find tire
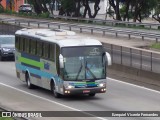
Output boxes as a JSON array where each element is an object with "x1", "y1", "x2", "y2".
[
  {"x1": 89, "y1": 93, "x2": 96, "y2": 97},
  {"x1": 0, "y1": 53, "x2": 3, "y2": 61},
  {"x1": 51, "y1": 82, "x2": 61, "y2": 98},
  {"x1": 26, "y1": 73, "x2": 34, "y2": 89}
]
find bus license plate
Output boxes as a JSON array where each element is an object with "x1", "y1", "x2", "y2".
[{"x1": 83, "y1": 90, "x2": 90, "y2": 93}]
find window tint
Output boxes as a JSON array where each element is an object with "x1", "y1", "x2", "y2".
[
  {"x1": 43, "y1": 43, "x2": 49, "y2": 58},
  {"x1": 56, "y1": 45, "x2": 60, "y2": 75},
  {"x1": 30, "y1": 40, "x2": 36, "y2": 55},
  {"x1": 19, "y1": 37, "x2": 24, "y2": 51},
  {"x1": 49, "y1": 44, "x2": 55, "y2": 61},
  {"x1": 24, "y1": 38, "x2": 30, "y2": 53},
  {"x1": 15, "y1": 36, "x2": 20, "y2": 50},
  {"x1": 37, "y1": 41, "x2": 43, "y2": 56}
]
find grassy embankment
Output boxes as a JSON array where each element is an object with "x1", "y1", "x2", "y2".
[{"x1": 151, "y1": 43, "x2": 160, "y2": 50}]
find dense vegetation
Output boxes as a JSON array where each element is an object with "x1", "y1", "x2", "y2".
[{"x1": 0, "y1": 0, "x2": 160, "y2": 22}]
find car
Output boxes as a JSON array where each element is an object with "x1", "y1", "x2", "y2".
[
  {"x1": 0, "y1": 35, "x2": 15, "y2": 61},
  {"x1": 18, "y1": 4, "x2": 32, "y2": 13}
]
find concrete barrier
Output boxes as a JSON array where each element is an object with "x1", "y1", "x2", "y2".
[{"x1": 108, "y1": 63, "x2": 160, "y2": 88}]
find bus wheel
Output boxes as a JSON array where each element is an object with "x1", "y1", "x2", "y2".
[
  {"x1": 51, "y1": 82, "x2": 61, "y2": 98},
  {"x1": 26, "y1": 73, "x2": 34, "y2": 89},
  {"x1": 89, "y1": 93, "x2": 96, "y2": 97}
]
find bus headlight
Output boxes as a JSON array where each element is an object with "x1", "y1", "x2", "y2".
[
  {"x1": 67, "y1": 85, "x2": 74, "y2": 89},
  {"x1": 99, "y1": 83, "x2": 105, "y2": 87}
]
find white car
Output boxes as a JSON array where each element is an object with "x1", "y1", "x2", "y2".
[{"x1": 19, "y1": 4, "x2": 32, "y2": 13}]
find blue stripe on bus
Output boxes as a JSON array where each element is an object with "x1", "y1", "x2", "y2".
[
  {"x1": 21, "y1": 52, "x2": 40, "y2": 62},
  {"x1": 16, "y1": 63, "x2": 56, "y2": 79}
]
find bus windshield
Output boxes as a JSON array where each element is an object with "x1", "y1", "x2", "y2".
[{"x1": 62, "y1": 46, "x2": 106, "y2": 81}]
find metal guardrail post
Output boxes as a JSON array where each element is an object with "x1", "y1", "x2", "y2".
[
  {"x1": 69, "y1": 26, "x2": 71, "y2": 31},
  {"x1": 91, "y1": 29, "x2": 93, "y2": 34},
  {"x1": 156, "y1": 38, "x2": 158, "y2": 43},
  {"x1": 130, "y1": 48, "x2": 132, "y2": 67},
  {"x1": 48, "y1": 24, "x2": 50, "y2": 28},
  {"x1": 28, "y1": 22, "x2": 30, "y2": 27},
  {"x1": 121, "y1": 46, "x2": 122, "y2": 64},
  {"x1": 38, "y1": 23, "x2": 40, "y2": 28},
  {"x1": 80, "y1": 28, "x2": 82, "y2": 33},
  {"x1": 18, "y1": 22, "x2": 20, "y2": 26},
  {"x1": 128, "y1": 34, "x2": 131, "y2": 39},
  {"x1": 116, "y1": 32, "x2": 118, "y2": 37},
  {"x1": 151, "y1": 52, "x2": 152, "y2": 72},
  {"x1": 140, "y1": 50, "x2": 142, "y2": 69},
  {"x1": 58, "y1": 25, "x2": 60, "y2": 29},
  {"x1": 103, "y1": 31, "x2": 105, "y2": 36},
  {"x1": 111, "y1": 44, "x2": 113, "y2": 63},
  {"x1": 142, "y1": 36, "x2": 144, "y2": 40}
]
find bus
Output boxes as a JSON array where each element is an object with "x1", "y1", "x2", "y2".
[{"x1": 15, "y1": 28, "x2": 111, "y2": 98}]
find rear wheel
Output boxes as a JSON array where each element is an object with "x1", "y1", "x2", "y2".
[
  {"x1": 26, "y1": 73, "x2": 34, "y2": 89},
  {"x1": 51, "y1": 82, "x2": 61, "y2": 98}
]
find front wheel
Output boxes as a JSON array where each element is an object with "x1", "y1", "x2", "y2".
[{"x1": 51, "y1": 82, "x2": 61, "y2": 98}]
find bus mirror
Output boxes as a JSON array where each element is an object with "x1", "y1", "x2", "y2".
[
  {"x1": 106, "y1": 52, "x2": 112, "y2": 66},
  {"x1": 59, "y1": 54, "x2": 64, "y2": 68}
]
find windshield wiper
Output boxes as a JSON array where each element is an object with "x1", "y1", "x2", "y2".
[
  {"x1": 75, "y1": 62, "x2": 83, "y2": 80},
  {"x1": 85, "y1": 61, "x2": 97, "y2": 79}
]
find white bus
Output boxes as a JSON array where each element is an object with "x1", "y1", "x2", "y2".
[{"x1": 15, "y1": 28, "x2": 111, "y2": 98}]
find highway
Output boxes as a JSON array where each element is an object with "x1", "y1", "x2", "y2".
[{"x1": 0, "y1": 61, "x2": 160, "y2": 120}]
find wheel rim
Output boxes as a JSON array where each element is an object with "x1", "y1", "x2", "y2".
[{"x1": 27, "y1": 75, "x2": 31, "y2": 87}]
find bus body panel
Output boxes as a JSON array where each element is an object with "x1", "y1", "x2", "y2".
[{"x1": 15, "y1": 28, "x2": 110, "y2": 96}]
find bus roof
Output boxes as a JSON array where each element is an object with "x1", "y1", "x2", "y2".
[{"x1": 15, "y1": 28, "x2": 102, "y2": 47}]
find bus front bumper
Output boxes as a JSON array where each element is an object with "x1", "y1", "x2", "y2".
[{"x1": 63, "y1": 87, "x2": 106, "y2": 95}]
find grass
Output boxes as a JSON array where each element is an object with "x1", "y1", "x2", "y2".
[{"x1": 150, "y1": 43, "x2": 160, "y2": 50}]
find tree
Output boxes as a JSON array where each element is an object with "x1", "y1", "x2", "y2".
[
  {"x1": 152, "y1": 1, "x2": 160, "y2": 23},
  {"x1": 59, "y1": 0, "x2": 101, "y2": 18},
  {"x1": 108, "y1": 0, "x2": 158, "y2": 22},
  {"x1": 0, "y1": 0, "x2": 4, "y2": 12},
  {"x1": 27, "y1": 0, "x2": 51, "y2": 14},
  {"x1": 108, "y1": 0, "x2": 121, "y2": 20}
]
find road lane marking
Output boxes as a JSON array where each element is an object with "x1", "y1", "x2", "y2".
[
  {"x1": 0, "y1": 82, "x2": 107, "y2": 120},
  {"x1": 108, "y1": 77, "x2": 160, "y2": 94}
]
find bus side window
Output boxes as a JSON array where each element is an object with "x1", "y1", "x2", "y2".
[
  {"x1": 43, "y1": 42, "x2": 49, "y2": 59},
  {"x1": 30, "y1": 40, "x2": 36, "y2": 55},
  {"x1": 24, "y1": 38, "x2": 30, "y2": 53},
  {"x1": 15, "y1": 36, "x2": 20, "y2": 50},
  {"x1": 19, "y1": 37, "x2": 24, "y2": 51},
  {"x1": 49, "y1": 44, "x2": 55, "y2": 61},
  {"x1": 37, "y1": 41, "x2": 43, "y2": 56},
  {"x1": 56, "y1": 45, "x2": 60, "y2": 75}
]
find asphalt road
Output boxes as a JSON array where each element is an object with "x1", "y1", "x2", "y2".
[{"x1": 0, "y1": 61, "x2": 160, "y2": 120}]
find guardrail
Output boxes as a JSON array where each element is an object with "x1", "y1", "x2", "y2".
[
  {"x1": 0, "y1": 18, "x2": 160, "y2": 42},
  {"x1": 50, "y1": 15, "x2": 160, "y2": 30},
  {"x1": 1, "y1": 20, "x2": 160, "y2": 74},
  {"x1": 103, "y1": 43, "x2": 160, "y2": 74}
]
